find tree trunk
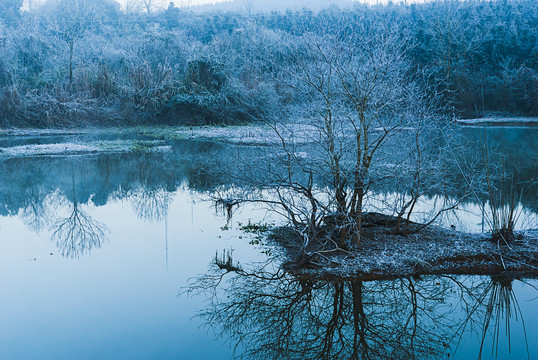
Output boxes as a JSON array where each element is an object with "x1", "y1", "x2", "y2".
[{"x1": 69, "y1": 40, "x2": 74, "y2": 87}]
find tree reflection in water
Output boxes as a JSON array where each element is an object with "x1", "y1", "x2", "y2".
[
  {"x1": 20, "y1": 191, "x2": 58, "y2": 234},
  {"x1": 129, "y1": 186, "x2": 173, "y2": 222},
  {"x1": 50, "y1": 176, "x2": 108, "y2": 258},
  {"x1": 188, "y1": 258, "x2": 535, "y2": 360},
  {"x1": 478, "y1": 275, "x2": 531, "y2": 360}
]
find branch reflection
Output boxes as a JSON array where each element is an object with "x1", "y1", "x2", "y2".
[
  {"x1": 188, "y1": 259, "x2": 535, "y2": 360},
  {"x1": 130, "y1": 186, "x2": 173, "y2": 222},
  {"x1": 478, "y1": 275, "x2": 531, "y2": 360},
  {"x1": 50, "y1": 176, "x2": 108, "y2": 258}
]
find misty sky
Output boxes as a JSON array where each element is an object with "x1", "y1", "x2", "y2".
[
  {"x1": 23, "y1": 0, "x2": 226, "y2": 10},
  {"x1": 23, "y1": 0, "x2": 409, "y2": 12}
]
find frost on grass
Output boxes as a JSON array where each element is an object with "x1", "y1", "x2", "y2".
[
  {"x1": 456, "y1": 117, "x2": 538, "y2": 126},
  {"x1": 0, "y1": 140, "x2": 171, "y2": 157},
  {"x1": 270, "y1": 226, "x2": 538, "y2": 280},
  {"x1": 173, "y1": 123, "x2": 320, "y2": 145}
]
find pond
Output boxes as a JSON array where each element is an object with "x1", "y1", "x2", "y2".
[{"x1": 0, "y1": 126, "x2": 536, "y2": 359}]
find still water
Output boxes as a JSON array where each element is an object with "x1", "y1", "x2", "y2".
[{"x1": 0, "y1": 128, "x2": 536, "y2": 359}]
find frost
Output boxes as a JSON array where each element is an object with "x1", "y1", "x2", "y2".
[
  {"x1": 456, "y1": 117, "x2": 538, "y2": 126},
  {"x1": 277, "y1": 227, "x2": 538, "y2": 280},
  {"x1": 174, "y1": 123, "x2": 320, "y2": 145},
  {"x1": 0, "y1": 140, "x2": 171, "y2": 158}
]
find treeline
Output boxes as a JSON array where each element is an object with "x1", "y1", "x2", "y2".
[{"x1": 0, "y1": 0, "x2": 536, "y2": 127}]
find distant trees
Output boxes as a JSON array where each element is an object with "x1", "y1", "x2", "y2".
[
  {"x1": 143, "y1": 0, "x2": 153, "y2": 14},
  {"x1": 163, "y1": 2, "x2": 180, "y2": 28},
  {"x1": 0, "y1": 0, "x2": 536, "y2": 127},
  {"x1": 409, "y1": 0, "x2": 537, "y2": 117}
]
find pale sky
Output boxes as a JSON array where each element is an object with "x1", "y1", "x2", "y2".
[
  {"x1": 24, "y1": 0, "x2": 240, "y2": 10},
  {"x1": 23, "y1": 0, "x2": 419, "y2": 12},
  {"x1": 22, "y1": 0, "x2": 230, "y2": 11}
]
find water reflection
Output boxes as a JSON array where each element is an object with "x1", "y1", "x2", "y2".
[
  {"x1": 0, "y1": 140, "x2": 229, "y2": 257},
  {"x1": 0, "y1": 140, "x2": 232, "y2": 219},
  {"x1": 0, "y1": 128, "x2": 536, "y2": 257},
  {"x1": 478, "y1": 275, "x2": 531, "y2": 359},
  {"x1": 19, "y1": 191, "x2": 57, "y2": 233},
  {"x1": 50, "y1": 176, "x2": 108, "y2": 258},
  {"x1": 0, "y1": 128, "x2": 536, "y2": 359},
  {"x1": 189, "y1": 261, "x2": 536, "y2": 360},
  {"x1": 50, "y1": 200, "x2": 108, "y2": 258},
  {"x1": 130, "y1": 187, "x2": 173, "y2": 222}
]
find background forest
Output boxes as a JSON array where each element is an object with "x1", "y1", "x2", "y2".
[{"x1": 0, "y1": 0, "x2": 536, "y2": 127}]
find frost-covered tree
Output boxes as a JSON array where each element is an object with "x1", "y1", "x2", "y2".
[
  {"x1": 45, "y1": 0, "x2": 119, "y2": 85},
  {"x1": 219, "y1": 19, "x2": 449, "y2": 251},
  {"x1": 141, "y1": 0, "x2": 156, "y2": 14},
  {"x1": 0, "y1": 0, "x2": 23, "y2": 21},
  {"x1": 47, "y1": 0, "x2": 93, "y2": 85}
]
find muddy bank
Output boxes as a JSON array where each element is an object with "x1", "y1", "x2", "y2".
[{"x1": 270, "y1": 226, "x2": 538, "y2": 281}]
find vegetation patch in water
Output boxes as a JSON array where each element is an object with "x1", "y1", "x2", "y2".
[
  {"x1": 266, "y1": 221, "x2": 538, "y2": 280},
  {"x1": 0, "y1": 139, "x2": 172, "y2": 157}
]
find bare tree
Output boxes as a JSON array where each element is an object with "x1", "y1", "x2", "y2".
[
  {"x1": 141, "y1": 0, "x2": 155, "y2": 14},
  {"x1": 223, "y1": 20, "x2": 446, "y2": 251},
  {"x1": 242, "y1": 0, "x2": 254, "y2": 17},
  {"x1": 50, "y1": 0, "x2": 92, "y2": 86}
]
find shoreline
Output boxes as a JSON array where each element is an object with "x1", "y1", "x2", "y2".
[
  {"x1": 456, "y1": 117, "x2": 538, "y2": 127},
  {"x1": 2, "y1": 116, "x2": 538, "y2": 142}
]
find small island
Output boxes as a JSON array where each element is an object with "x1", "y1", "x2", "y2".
[{"x1": 268, "y1": 221, "x2": 538, "y2": 281}]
